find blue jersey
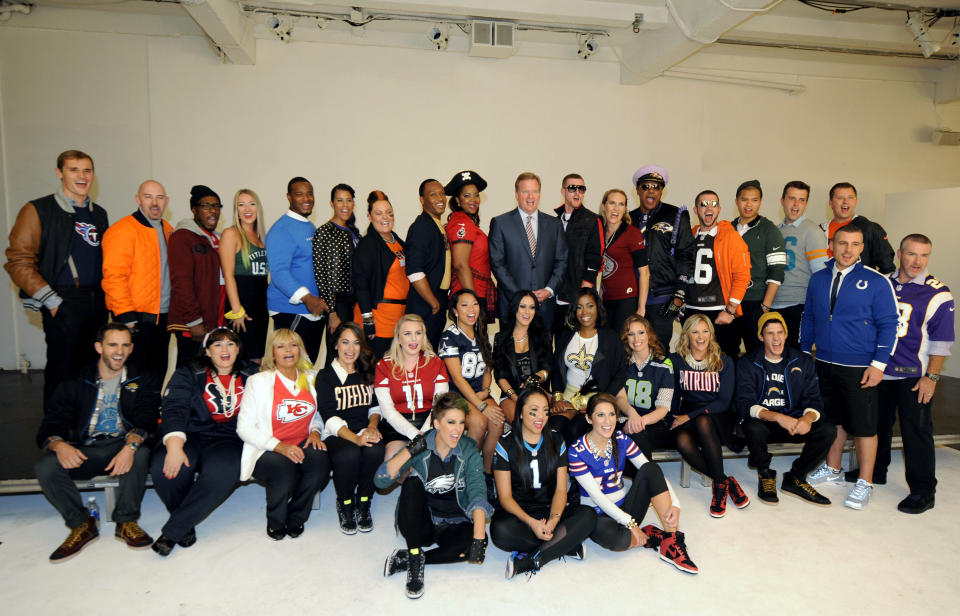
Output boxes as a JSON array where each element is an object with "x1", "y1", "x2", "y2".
[
  {"x1": 568, "y1": 432, "x2": 642, "y2": 511},
  {"x1": 623, "y1": 356, "x2": 674, "y2": 419},
  {"x1": 886, "y1": 272, "x2": 955, "y2": 378},
  {"x1": 437, "y1": 324, "x2": 486, "y2": 394}
]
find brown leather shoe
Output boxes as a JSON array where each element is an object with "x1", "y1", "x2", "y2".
[
  {"x1": 114, "y1": 521, "x2": 153, "y2": 549},
  {"x1": 50, "y1": 516, "x2": 99, "y2": 562}
]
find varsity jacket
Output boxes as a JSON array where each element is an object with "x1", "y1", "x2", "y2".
[
  {"x1": 36, "y1": 363, "x2": 161, "y2": 448},
  {"x1": 167, "y1": 219, "x2": 222, "y2": 334},
  {"x1": 690, "y1": 221, "x2": 752, "y2": 316},
  {"x1": 352, "y1": 230, "x2": 406, "y2": 313},
  {"x1": 800, "y1": 260, "x2": 899, "y2": 367},
  {"x1": 554, "y1": 204, "x2": 603, "y2": 304},
  {"x1": 735, "y1": 346, "x2": 823, "y2": 421},
  {"x1": 158, "y1": 361, "x2": 258, "y2": 444},
  {"x1": 732, "y1": 215, "x2": 786, "y2": 302},
  {"x1": 5, "y1": 190, "x2": 109, "y2": 310},
  {"x1": 102, "y1": 210, "x2": 173, "y2": 324},
  {"x1": 551, "y1": 327, "x2": 626, "y2": 395},
  {"x1": 819, "y1": 215, "x2": 895, "y2": 274},
  {"x1": 629, "y1": 201, "x2": 695, "y2": 300},
  {"x1": 374, "y1": 430, "x2": 494, "y2": 520}
]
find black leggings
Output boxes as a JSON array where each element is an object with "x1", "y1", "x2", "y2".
[
  {"x1": 397, "y1": 478, "x2": 474, "y2": 565},
  {"x1": 325, "y1": 435, "x2": 385, "y2": 501},
  {"x1": 490, "y1": 505, "x2": 596, "y2": 565},
  {"x1": 674, "y1": 414, "x2": 726, "y2": 482},
  {"x1": 590, "y1": 462, "x2": 669, "y2": 552}
]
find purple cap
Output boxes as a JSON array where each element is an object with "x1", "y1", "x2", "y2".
[{"x1": 632, "y1": 165, "x2": 669, "y2": 187}]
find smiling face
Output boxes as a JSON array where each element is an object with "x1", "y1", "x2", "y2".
[
  {"x1": 335, "y1": 327, "x2": 361, "y2": 369},
  {"x1": 136, "y1": 180, "x2": 169, "y2": 221},
  {"x1": 626, "y1": 321, "x2": 649, "y2": 356},
  {"x1": 369, "y1": 199, "x2": 395, "y2": 236},
  {"x1": 562, "y1": 177, "x2": 586, "y2": 210},
  {"x1": 193, "y1": 195, "x2": 222, "y2": 232},
  {"x1": 516, "y1": 179, "x2": 541, "y2": 215},
  {"x1": 515, "y1": 294, "x2": 536, "y2": 328},
  {"x1": 636, "y1": 181, "x2": 663, "y2": 213},
  {"x1": 420, "y1": 181, "x2": 446, "y2": 218},
  {"x1": 575, "y1": 294, "x2": 598, "y2": 331},
  {"x1": 237, "y1": 192, "x2": 258, "y2": 227},
  {"x1": 206, "y1": 338, "x2": 239, "y2": 374},
  {"x1": 453, "y1": 293, "x2": 480, "y2": 330},
  {"x1": 273, "y1": 338, "x2": 302, "y2": 372},
  {"x1": 330, "y1": 189, "x2": 355, "y2": 225},
  {"x1": 735, "y1": 187, "x2": 762, "y2": 224},
  {"x1": 830, "y1": 228, "x2": 864, "y2": 270},
  {"x1": 57, "y1": 157, "x2": 94, "y2": 203},
  {"x1": 897, "y1": 239, "x2": 931, "y2": 280},
  {"x1": 398, "y1": 320, "x2": 425, "y2": 358},
  {"x1": 586, "y1": 401, "x2": 618, "y2": 441},
  {"x1": 760, "y1": 320, "x2": 786, "y2": 359},
  {"x1": 781, "y1": 187, "x2": 808, "y2": 224},
  {"x1": 519, "y1": 392, "x2": 549, "y2": 439},
  {"x1": 695, "y1": 193, "x2": 721, "y2": 230},
  {"x1": 457, "y1": 184, "x2": 480, "y2": 216},
  {"x1": 829, "y1": 187, "x2": 857, "y2": 222},
  {"x1": 287, "y1": 181, "x2": 315, "y2": 217},
  {"x1": 95, "y1": 329, "x2": 133, "y2": 374},
  {"x1": 433, "y1": 407, "x2": 466, "y2": 451},
  {"x1": 686, "y1": 317, "x2": 711, "y2": 359},
  {"x1": 602, "y1": 190, "x2": 628, "y2": 227}
]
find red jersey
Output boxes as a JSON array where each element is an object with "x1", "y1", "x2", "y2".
[
  {"x1": 375, "y1": 355, "x2": 449, "y2": 420},
  {"x1": 446, "y1": 211, "x2": 492, "y2": 298},
  {"x1": 271, "y1": 374, "x2": 317, "y2": 446},
  {"x1": 600, "y1": 223, "x2": 649, "y2": 300},
  {"x1": 204, "y1": 372, "x2": 245, "y2": 423}
]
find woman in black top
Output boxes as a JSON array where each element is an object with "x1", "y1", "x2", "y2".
[
  {"x1": 316, "y1": 322, "x2": 384, "y2": 535},
  {"x1": 150, "y1": 327, "x2": 256, "y2": 556},
  {"x1": 492, "y1": 291, "x2": 552, "y2": 424},
  {"x1": 492, "y1": 387, "x2": 597, "y2": 578}
]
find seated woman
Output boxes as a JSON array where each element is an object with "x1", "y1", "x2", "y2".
[
  {"x1": 237, "y1": 329, "x2": 330, "y2": 540},
  {"x1": 550, "y1": 288, "x2": 625, "y2": 442},
  {"x1": 375, "y1": 393, "x2": 493, "y2": 599},
  {"x1": 316, "y1": 322, "x2": 384, "y2": 535},
  {"x1": 491, "y1": 387, "x2": 597, "y2": 579},
  {"x1": 568, "y1": 393, "x2": 697, "y2": 574},
  {"x1": 438, "y1": 289, "x2": 502, "y2": 472},
  {"x1": 492, "y1": 291, "x2": 552, "y2": 425},
  {"x1": 615, "y1": 315, "x2": 676, "y2": 461},
  {"x1": 375, "y1": 314, "x2": 450, "y2": 462},
  {"x1": 150, "y1": 327, "x2": 256, "y2": 556},
  {"x1": 670, "y1": 314, "x2": 749, "y2": 518}
]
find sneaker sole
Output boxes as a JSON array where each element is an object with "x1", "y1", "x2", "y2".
[
  {"x1": 659, "y1": 552, "x2": 699, "y2": 574},
  {"x1": 757, "y1": 495, "x2": 779, "y2": 506},
  {"x1": 339, "y1": 526, "x2": 358, "y2": 535},
  {"x1": 709, "y1": 509, "x2": 726, "y2": 518},
  {"x1": 782, "y1": 488, "x2": 831, "y2": 507},
  {"x1": 50, "y1": 535, "x2": 99, "y2": 563},
  {"x1": 843, "y1": 499, "x2": 868, "y2": 510},
  {"x1": 406, "y1": 589, "x2": 424, "y2": 600},
  {"x1": 731, "y1": 498, "x2": 750, "y2": 509},
  {"x1": 357, "y1": 525, "x2": 373, "y2": 533}
]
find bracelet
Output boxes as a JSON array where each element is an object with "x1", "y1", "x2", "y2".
[
  {"x1": 224, "y1": 307, "x2": 246, "y2": 320},
  {"x1": 549, "y1": 512, "x2": 561, "y2": 519},
  {"x1": 760, "y1": 303, "x2": 771, "y2": 311},
  {"x1": 552, "y1": 391, "x2": 564, "y2": 402},
  {"x1": 505, "y1": 388, "x2": 515, "y2": 397},
  {"x1": 477, "y1": 401, "x2": 488, "y2": 412},
  {"x1": 723, "y1": 307, "x2": 735, "y2": 316},
  {"x1": 624, "y1": 518, "x2": 638, "y2": 530}
]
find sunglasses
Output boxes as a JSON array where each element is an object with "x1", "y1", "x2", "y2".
[
  {"x1": 565, "y1": 185, "x2": 587, "y2": 193},
  {"x1": 698, "y1": 200, "x2": 720, "y2": 208},
  {"x1": 639, "y1": 183, "x2": 663, "y2": 191}
]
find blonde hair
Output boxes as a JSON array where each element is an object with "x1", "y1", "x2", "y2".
[
  {"x1": 600, "y1": 189, "x2": 632, "y2": 226},
  {"x1": 386, "y1": 314, "x2": 437, "y2": 379},
  {"x1": 232, "y1": 189, "x2": 265, "y2": 270},
  {"x1": 261, "y1": 328, "x2": 313, "y2": 390},
  {"x1": 676, "y1": 314, "x2": 724, "y2": 372}
]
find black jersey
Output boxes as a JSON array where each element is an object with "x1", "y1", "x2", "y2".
[
  {"x1": 438, "y1": 324, "x2": 487, "y2": 394},
  {"x1": 424, "y1": 453, "x2": 464, "y2": 521},
  {"x1": 493, "y1": 429, "x2": 567, "y2": 513},
  {"x1": 315, "y1": 364, "x2": 375, "y2": 433},
  {"x1": 689, "y1": 232, "x2": 724, "y2": 309}
]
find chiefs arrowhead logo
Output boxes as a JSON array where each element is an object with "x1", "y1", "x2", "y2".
[{"x1": 277, "y1": 399, "x2": 315, "y2": 423}]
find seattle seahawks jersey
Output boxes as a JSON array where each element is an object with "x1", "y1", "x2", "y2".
[
  {"x1": 374, "y1": 355, "x2": 448, "y2": 421},
  {"x1": 623, "y1": 356, "x2": 674, "y2": 418},
  {"x1": 886, "y1": 273, "x2": 955, "y2": 378},
  {"x1": 493, "y1": 429, "x2": 567, "y2": 513},
  {"x1": 437, "y1": 324, "x2": 486, "y2": 394},
  {"x1": 568, "y1": 431, "x2": 643, "y2": 512}
]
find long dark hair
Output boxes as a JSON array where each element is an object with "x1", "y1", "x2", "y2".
[
  {"x1": 196, "y1": 327, "x2": 244, "y2": 375},
  {"x1": 585, "y1": 393, "x2": 621, "y2": 469},
  {"x1": 509, "y1": 387, "x2": 558, "y2": 493},
  {"x1": 330, "y1": 183, "x2": 359, "y2": 236},
  {"x1": 447, "y1": 289, "x2": 492, "y2": 366},
  {"x1": 492, "y1": 290, "x2": 552, "y2": 379},
  {"x1": 448, "y1": 183, "x2": 481, "y2": 226},
  {"x1": 331, "y1": 321, "x2": 375, "y2": 386},
  {"x1": 565, "y1": 287, "x2": 608, "y2": 331}
]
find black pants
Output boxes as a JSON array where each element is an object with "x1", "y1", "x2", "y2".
[
  {"x1": 683, "y1": 308, "x2": 740, "y2": 360},
  {"x1": 775, "y1": 303, "x2": 805, "y2": 349},
  {"x1": 816, "y1": 361, "x2": 878, "y2": 437},
  {"x1": 252, "y1": 444, "x2": 330, "y2": 528},
  {"x1": 547, "y1": 413, "x2": 592, "y2": 446},
  {"x1": 552, "y1": 301, "x2": 572, "y2": 349},
  {"x1": 410, "y1": 292, "x2": 449, "y2": 351},
  {"x1": 733, "y1": 300, "x2": 765, "y2": 356},
  {"x1": 675, "y1": 414, "x2": 727, "y2": 482},
  {"x1": 129, "y1": 314, "x2": 170, "y2": 380},
  {"x1": 590, "y1": 462, "x2": 668, "y2": 552},
  {"x1": 272, "y1": 313, "x2": 326, "y2": 365},
  {"x1": 40, "y1": 287, "x2": 107, "y2": 405},
  {"x1": 150, "y1": 437, "x2": 242, "y2": 542},
  {"x1": 35, "y1": 437, "x2": 150, "y2": 528},
  {"x1": 397, "y1": 478, "x2": 473, "y2": 565},
  {"x1": 876, "y1": 379, "x2": 937, "y2": 496},
  {"x1": 741, "y1": 417, "x2": 836, "y2": 477},
  {"x1": 645, "y1": 299, "x2": 678, "y2": 353},
  {"x1": 175, "y1": 334, "x2": 203, "y2": 369},
  {"x1": 628, "y1": 420, "x2": 675, "y2": 462},
  {"x1": 325, "y1": 435, "x2": 384, "y2": 500},
  {"x1": 490, "y1": 505, "x2": 596, "y2": 564},
  {"x1": 604, "y1": 298, "x2": 639, "y2": 339}
]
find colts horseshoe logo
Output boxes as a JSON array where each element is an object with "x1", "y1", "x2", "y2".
[{"x1": 856, "y1": 280, "x2": 868, "y2": 290}]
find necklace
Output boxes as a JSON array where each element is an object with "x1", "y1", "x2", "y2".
[
  {"x1": 512, "y1": 334, "x2": 528, "y2": 343},
  {"x1": 402, "y1": 356, "x2": 421, "y2": 418},
  {"x1": 211, "y1": 370, "x2": 239, "y2": 418},
  {"x1": 586, "y1": 434, "x2": 613, "y2": 460}
]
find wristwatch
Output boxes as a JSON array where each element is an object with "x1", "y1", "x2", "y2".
[
  {"x1": 126, "y1": 441, "x2": 140, "y2": 451},
  {"x1": 924, "y1": 372, "x2": 941, "y2": 382}
]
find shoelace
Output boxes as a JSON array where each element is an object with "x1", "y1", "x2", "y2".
[
  {"x1": 849, "y1": 482, "x2": 871, "y2": 500},
  {"x1": 797, "y1": 480, "x2": 819, "y2": 496},
  {"x1": 712, "y1": 483, "x2": 727, "y2": 503},
  {"x1": 121, "y1": 523, "x2": 147, "y2": 540},
  {"x1": 62, "y1": 526, "x2": 87, "y2": 548},
  {"x1": 760, "y1": 477, "x2": 777, "y2": 492}
]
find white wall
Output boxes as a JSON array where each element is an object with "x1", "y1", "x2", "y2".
[{"x1": 3, "y1": 9, "x2": 960, "y2": 369}]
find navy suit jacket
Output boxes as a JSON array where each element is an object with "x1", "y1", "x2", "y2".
[
  {"x1": 489, "y1": 208, "x2": 568, "y2": 320},
  {"x1": 405, "y1": 211, "x2": 447, "y2": 314}
]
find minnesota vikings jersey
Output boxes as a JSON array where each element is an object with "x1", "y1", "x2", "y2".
[
  {"x1": 438, "y1": 324, "x2": 486, "y2": 394},
  {"x1": 493, "y1": 430, "x2": 567, "y2": 512},
  {"x1": 886, "y1": 273, "x2": 955, "y2": 378}
]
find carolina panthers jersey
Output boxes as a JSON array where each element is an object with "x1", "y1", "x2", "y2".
[
  {"x1": 623, "y1": 357, "x2": 674, "y2": 417},
  {"x1": 437, "y1": 324, "x2": 486, "y2": 394},
  {"x1": 493, "y1": 430, "x2": 567, "y2": 513},
  {"x1": 374, "y1": 355, "x2": 448, "y2": 420},
  {"x1": 886, "y1": 273, "x2": 955, "y2": 377},
  {"x1": 568, "y1": 432, "x2": 642, "y2": 511}
]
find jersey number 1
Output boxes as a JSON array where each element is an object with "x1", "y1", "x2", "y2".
[{"x1": 529, "y1": 459, "x2": 542, "y2": 489}]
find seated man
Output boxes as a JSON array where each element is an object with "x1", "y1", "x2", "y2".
[
  {"x1": 34, "y1": 322, "x2": 161, "y2": 562},
  {"x1": 736, "y1": 312, "x2": 836, "y2": 506}
]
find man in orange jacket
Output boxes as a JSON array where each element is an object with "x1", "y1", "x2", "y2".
[
  {"x1": 685, "y1": 189, "x2": 751, "y2": 359},
  {"x1": 102, "y1": 180, "x2": 174, "y2": 378}
]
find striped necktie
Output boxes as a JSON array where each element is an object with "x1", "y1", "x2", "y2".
[{"x1": 525, "y1": 214, "x2": 536, "y2": 260}]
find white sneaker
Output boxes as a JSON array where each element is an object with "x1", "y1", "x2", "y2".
[
  {"x1": 844, "y1": 479, "x2": 873, "y2": 510},
  {"x1": 807, "y1": 463, "x2": 844, "y2": 486}
]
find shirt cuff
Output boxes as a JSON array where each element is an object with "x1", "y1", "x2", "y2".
[
  {"x1": 728, "y1": 298, "x2": 741, "y2": 305},
  {"x1": 749, "y1": 405, "x2": 764, "y2": 419},
  {"x1": 870, "y1": 360, "x2": 887, "y2": 372},
  {"x1": 407, "y1": 272, "x2": 426, "y2": 283},
  {"x1": 803, "y1": 408, "x2": 821, "y2": 422},
  {"x1": 545, "y1": 287, "x2": 554, "y2": 298},
  {"x1": 185, "y1": 318, "x2": 203, "y2": 328},
  {"x1": 33, "y1": 285, "x2": 63, "y2": 311},
  {"x1": 42, "y1": 436, "x2": 64, "y2": 450},
  {"x1": 290, "y1": 287, "x2": 310, "y2": 304},
  {"x1": 162, "y1": 431, "x2": 187, "y2": 445}
]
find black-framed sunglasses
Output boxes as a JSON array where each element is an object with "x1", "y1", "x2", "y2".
[
  {"x1": 639, "y1": 183, "x2": 663, "y2": 191},
  {"x1": 565, "y1": 185, "x2": 587, "y2": 193}
]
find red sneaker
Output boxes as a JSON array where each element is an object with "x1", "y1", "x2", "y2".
[
  {"x1": 726, "y1": 475, "x2": 751, "y2": 509},
  {"x1": 659, "y1": 531, "x2": 698, "y2": 574},
  {"x1": 710, "y1": 480, "x2": 728, "y2": 518},
  {"x1": 640, "y1": 524, "x2": 665, "y2": 550}
]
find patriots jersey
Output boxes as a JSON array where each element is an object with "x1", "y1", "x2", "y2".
[
  {"x1": 493, "y1": 430, "x2": 567, "y2": 512},
  {"x1": 886, "y1": 273, "x2": 955, "y2": 377},
  {"x1": 624, "y1": 357, "x2": 674, "y2": 418},
  {"x1": 374, "y1": 355, "x2": 448, "y2": 418},
  {"x1": 568, "y1": 432, "x2": 642, "y2": 511},
  {"x1": 438, "y1": 324, "x2": 486, "y2": 394}
]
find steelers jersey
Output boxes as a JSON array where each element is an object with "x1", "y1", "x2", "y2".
[
  {"x1": 493, "y1": 429, "x2": 567, "y2": 513},
  {"x1": 437, "y1": 324, "x2": 486, "y2": 394}
]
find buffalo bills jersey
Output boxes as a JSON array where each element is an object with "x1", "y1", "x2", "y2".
[
  {"x1": 568, "y1": 432, "x2": 643, "y2": 511},
  {"x1": 493, "y1": 430, "x2": 567, "y2": 512},
  {"x1": 886, "y1": 273, "x2": 955, "y2": 378},
  {"x1": 438, "y1": 324, "x2": 486, "y2": 394},
  {"x1": 374, "y1": 355, "x2": 448, "y2": 420}
]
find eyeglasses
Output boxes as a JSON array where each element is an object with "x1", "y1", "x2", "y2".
[
  {"x1": 698, "y1": 200, "x2": 720, "y2": 208},
  {"x1": 565, "y1": 185, "x2": 587, "y2": 193},
  {"x1": 639, "y1": 183, "x2": 663, "y2": 191},
  {"x1": 196, "y1": 203, "x2": 222, "y2": 210}
]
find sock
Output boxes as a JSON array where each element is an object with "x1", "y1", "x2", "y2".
[
  {"x1": 360, "y1": 496, "x2": 369, "y2": 502},
  {"x1": 342, "y1": 498, "x2": 352, "y2": 505},
  {"x1": 409, "y1": 548, "x2": 421, "y2": 556}
]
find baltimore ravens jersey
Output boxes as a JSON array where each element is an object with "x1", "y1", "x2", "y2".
[
  {"x1": 493, "y1": 429, "x2": 567, "y2": 513},
  {"x1": 437, "y1": 324, "x2": 486, "y2": 394}
]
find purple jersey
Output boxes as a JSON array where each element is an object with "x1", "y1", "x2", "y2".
[
  {"x1": 568, "y1": 432, "x2": 643, "y2": 511},
  {"x1": 886, "y1": 273, "x2": 955, "y2": 378}
]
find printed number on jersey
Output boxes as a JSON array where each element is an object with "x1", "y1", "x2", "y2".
[
  {"x1": 402, "y1": 383, "x2": 424, "y2": 409},
  {"x1": 694, "y1": 248, "x2": 715, "y2": 284},
  {"x1": 896, "y1": 302, "x2": 913, "y2": 339},
  {"x1": 529, "y1": 459, "x2": 542, "y2": 489},
  {"x1": 783, "y1": 236, "x2": 797, "y2": 272},
  {"x1": 625, "y1": 379, "x2": 652, "y2": 410},
  {"x1": 460, "y1": 351, "x2": 485, "y2": 379}
]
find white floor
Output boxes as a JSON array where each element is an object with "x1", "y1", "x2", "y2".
[{"x1": 2, "y1": 448, "x2": 959, "y2": 615}]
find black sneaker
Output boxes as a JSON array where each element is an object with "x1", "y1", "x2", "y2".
[
  {"x1": 897, "y1": 494, "x2": 935, "y2": 514},
  {"x1": 384, "y1": 549, "x2": 409, "y2": 577},
  {"x1": 337, "y1": 499, "x2": 358, "y2": 535},
  {"x1": 505, "y1": 551, "x2": 542, "y2": 580},
  {"x1": 405, "y1": 551, "x2": 426, "y2": 599},
  {"x1": 782, "y1": 472, "x2": 831, "y2": 506},
  {"x1": 285, "y1": 522, "x2": 304, "y2": 538},
  {"x1": 177, "y1": 527, "x2": 197, "y2": 548},
  {"x1": 565, "y1": 541, "x2": 586, "y2": 561},
  {"x1": 844, "y1": 468, "x2": 887, "y2": 485},
  {"x1": 151, "y1": 534, "x2": 176, "y2": 557},
  {"x1": 266, "y1": 525, "x2": 286, "y2": 541},
  {"x1": 356, "y1": 497, "x2": 373, "y2": 533},
  {"x1": 757, "y1": 468, "x2": 779, "y2": 505},
  {"x1": 726, "y1": 475, "x2": 750, "y2": 509},
  {"x1": 640, "y1": 525, "x2": 665, "y2": 550}
]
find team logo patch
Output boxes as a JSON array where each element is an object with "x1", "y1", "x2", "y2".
[
  {"x1": 424, "y1": 474, "x2": 462, "y2": 494},
  {"x1": 276, "y1": 399, "x2": 315, "y2": 423},
  {"x1": 601, "y1": 254, "x2": 618, "y2": 277},
  {"x1": 75, "y1": 222, "x2": 100, "y2": 247},
  {"x1": 856, "y1": 280, "x2": 869, "y2": 290},
  {"x1": 456, "y1": 224, "x2": 466, "y2": 239},
  {"x1": 766, "y1": 386, "x2": 782, "y2": 396},
  {"x1": 567, "y1": 346, "x2": 594, "y2": 371},
  {"x1": 650, "y1": 222, "x2": 674, "y2": 234}
]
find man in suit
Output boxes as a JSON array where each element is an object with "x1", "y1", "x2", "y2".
[
  {"x1": 406, "y1": 178, "x2": 450, "y2": 349},
  {"x1": 489, "y1": 172, "x2": 568, "y2": 329}
]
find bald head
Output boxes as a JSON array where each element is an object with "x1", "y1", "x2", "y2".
[{"x1": 136, "y1": 180, "x2": 169, "y2": 221}]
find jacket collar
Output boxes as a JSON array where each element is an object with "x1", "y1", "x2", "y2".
[
  {"x1": 425, "y1": 430, "x2": 462, "y2": 462},
  {"x1": 55, "y1": 186, "x2": 91, "y2": 213}
]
